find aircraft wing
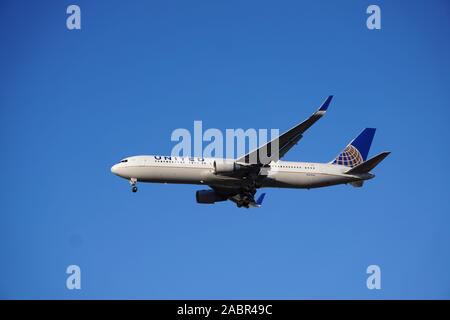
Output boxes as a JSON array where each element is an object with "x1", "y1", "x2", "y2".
[{"x1": 236, "y1": 95, "x2": 333, "y2": 165}]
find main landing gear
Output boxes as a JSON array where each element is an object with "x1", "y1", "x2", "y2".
[
  {"x1": 236, "y1": 195, "x2": 251, "y2": 208},
  {"x1": 130, "y1": 178, "x2": 138, "y2": 193},
  {"x1": 236, "y1": 182, "x2": 257, "y2": 208}
]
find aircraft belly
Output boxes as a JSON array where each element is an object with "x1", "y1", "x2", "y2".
[
  {"x1": 306, "y1": 174, "x2": 350, "y2": 188},
  {"x1": 124, "y1": 165, "x2": 352, "y2": 189},
  {"x1": 204, "y1": 174, "x2": 243, "y2": 187},
  {"x1": 264, "y1": 171, "x2": 350, "y2": 188}
]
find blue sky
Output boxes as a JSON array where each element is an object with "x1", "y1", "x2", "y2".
[{"x1": 1, "y1": 0, "x2": 449, "y2": 299}]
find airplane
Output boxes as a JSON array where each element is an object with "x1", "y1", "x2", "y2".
[{"x1": 111, "y1": 96, "x2": 390, "y2": 208}]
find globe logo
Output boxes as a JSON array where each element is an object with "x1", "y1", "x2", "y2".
[{"x1": 333, "y1": 145, "x2": 363, "y2": 167}]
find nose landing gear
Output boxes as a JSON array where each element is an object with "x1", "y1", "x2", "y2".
[{"x1": 130, "y1": 178, "x2": 138, "y2": 193}]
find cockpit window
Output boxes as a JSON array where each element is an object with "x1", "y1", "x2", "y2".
[{"x1": 120, "y1": 159, "x2": 128, "y2": 163}]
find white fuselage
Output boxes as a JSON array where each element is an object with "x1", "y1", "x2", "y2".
[{"x1": 111, "y1": 155, "x2": 373, "y2": 189}]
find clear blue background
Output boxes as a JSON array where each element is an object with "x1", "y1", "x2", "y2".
[{"x1": 1, "y1": 0, "x2": 449, "y2": 299}]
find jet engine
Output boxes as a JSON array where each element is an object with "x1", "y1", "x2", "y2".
[
  {"x1": 213, "y1": 161, "x2": 244, "y2": 174},
  {"x1": 196, "y1": 190, "x2": 227, "y2": 204}
]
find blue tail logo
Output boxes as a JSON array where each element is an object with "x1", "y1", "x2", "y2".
[
  {"x1": 256, "y1": 193, "x2": 266, "y2": 205},
  {"x1": 332, "y1": 128, "x2": 376, "y2": 167}
]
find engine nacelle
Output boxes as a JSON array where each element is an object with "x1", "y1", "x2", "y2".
[
  {"x1": 213, "y1": 161, "x2": 243, "y2": 174},
  {"x1": 196, "y1": 190, "x2": 227, "y2": 204}
]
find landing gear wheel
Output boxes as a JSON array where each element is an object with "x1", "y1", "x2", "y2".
[
  {"x1": 237, "y1": 198, "x2": 250, "y2": 208},
  {"x1": 130, "y1": 178, "x2": 138, "y2": 193}
]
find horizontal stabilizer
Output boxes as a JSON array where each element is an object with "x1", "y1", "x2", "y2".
[{"x1": 346, "y1": 152, "x2": 390, "y2": 174}]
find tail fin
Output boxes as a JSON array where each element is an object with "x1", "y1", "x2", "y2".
[{"x1": 331, "y1": 128, "x2": 376, "y2": 167}]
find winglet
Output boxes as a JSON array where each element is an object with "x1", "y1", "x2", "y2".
[
  {"x1": 256, "y1": 193, "x2": 266, "y2": 206},
  {"x1": 318, "y1": 95, "x2": 333, "y2": 112}
]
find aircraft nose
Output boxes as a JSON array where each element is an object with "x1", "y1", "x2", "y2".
[{"x1": 111, "y1": 164, "x2": 119, "y2": 174}]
